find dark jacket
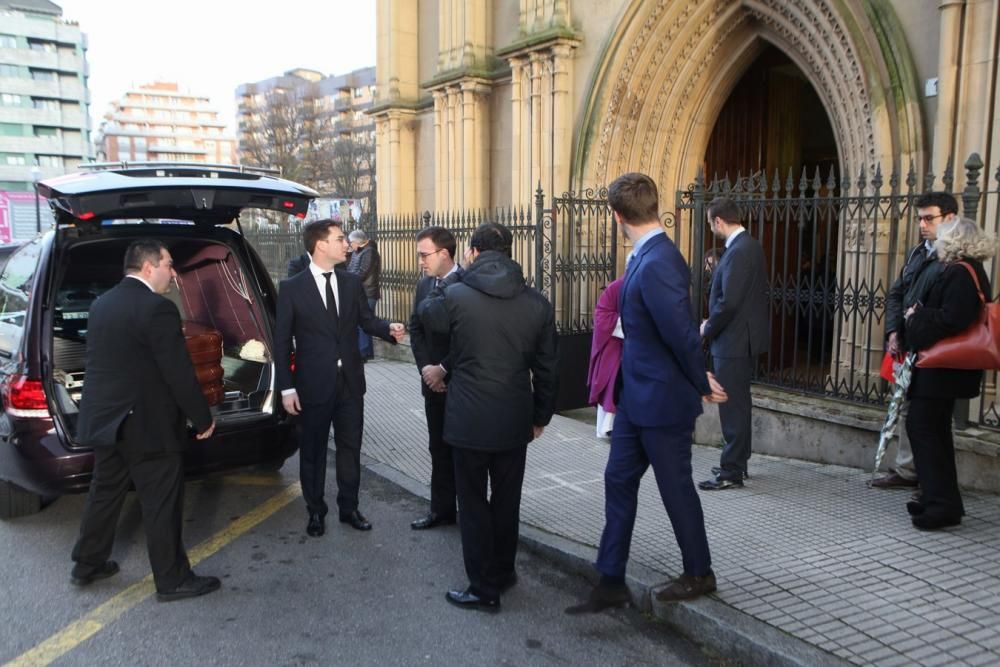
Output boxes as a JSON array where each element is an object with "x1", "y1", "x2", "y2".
[
  {"x1": 419, "y1": 250, "x2": 559, "y2": 451},
  {"x1": 701, "y1": 231, "x2": 770, "y2": 358},
  {"x1": 346, "y1": 241, "x2": 381, "y2": 300},
  {"x1": 906, "y1": 258, "x2": 991, "y2": 399},
  {"x1": 409, "y1": 269, "x2": 463, "y2": 397},
  {"x1": 275, "y1": 267, "x2": 394, "y2": 405},
  {"x1": 886, "y1": 243, "x2": 944, "y2": 343},
  {"x1": 286, "y1": 253, "x2": 310, "y2": 278},
  {"x1": 77, "y1": 278, "x2": 212, "y2": 450}
]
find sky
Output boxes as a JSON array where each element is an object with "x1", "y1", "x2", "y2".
[{"x1": 55, "y1": 0, "x2": 376, "y2": 136}]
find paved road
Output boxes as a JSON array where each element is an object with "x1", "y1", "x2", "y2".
[{"x1": 0, "y1": 460, "x2": 724, "y2": 666}]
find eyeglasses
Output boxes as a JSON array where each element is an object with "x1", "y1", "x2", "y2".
[
  {"x1": 917, "y1": 213, "x2": 944, "y2": 223},
  {"x1": 417, "y1": 249, "x2": 444, "y2": 259}
]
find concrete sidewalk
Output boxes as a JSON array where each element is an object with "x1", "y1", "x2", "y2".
[{"x1": 359, "y1": 358, "x2": 1000, "y2": 667}]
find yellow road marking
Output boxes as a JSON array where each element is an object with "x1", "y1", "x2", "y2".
[
  {"x1": 5, "y1": 482, "x2": 302, "y2": 667},
  {"x1": 202, "y1": 474, "x2": 291, "y2": 487}
]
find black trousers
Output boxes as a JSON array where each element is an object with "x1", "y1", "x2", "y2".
[
  {"x1": 452, "y1": 444, "x2": 528, "y2": 600},
  {"x1": 424, "y1": 392, "x2": 456, "y2": 516},
  {"x1": 714, "y1": 355, "x2": 753, "y2": 478},
  {"x1": 907, "y1": 396, "x2": 964, "y2": 518},
  {"x1": 299, "y1": 370, "x2": 364, "y2": 517},
  {"x1": 72, "y1": 423, "x2": 190, "y2": 592}
]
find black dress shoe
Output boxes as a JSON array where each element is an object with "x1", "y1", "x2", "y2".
[
  {"x1": 712, "y1": 466, "x2": 749, "y2": 480},
  {"x1": 445, "y1": 588, "x2": 500, "y2": 613},
  {"x1": 70, "y1": 560, "x2": 120, "y2": 587},
  {"x1": 698, "y1": 476, "x2": 744, "y2": 490},
  {"x1": 906, "y1": 500, "x2": 925, "y2": 516},
  {"x1": 411, "y1": 512, "x2": 457, "y2": 530},
  {"x1": 306, "y1": 512, "x2": 325, "y2": 537},
  {"x1": 564, "y1": 582, "x2": 631, "y2": 614},
  {"x1": 339, "y1": 510, "x2": 372, "y2": 531},
  {"x1": 156, "y1": 573, "x2": 221, "y2": 602}
]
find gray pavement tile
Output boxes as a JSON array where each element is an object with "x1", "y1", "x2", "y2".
[
  {"x1": 875, "y1": 653, "x2": 918, "y2": 667},
  {"x1": 964, "y1": 650, "x2": 1000, "y2": 666}
]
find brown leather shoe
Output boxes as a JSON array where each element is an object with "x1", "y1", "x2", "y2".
[
  {"x1": 655, "y1": 572, "x2": 717, "y2": 602},
  {"x1": 869, "y1": 471, "x2": 918, "y2": 489}
]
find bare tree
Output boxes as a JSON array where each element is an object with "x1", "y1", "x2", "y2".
[
  {"x1": 239, "y1": 83, "x2": 325, "y2": 187},
  {"x1": 327, "y1": 125, "x2": 376, "y2": 225}
]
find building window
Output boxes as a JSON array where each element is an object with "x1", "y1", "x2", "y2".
[
  {"x1": 0, "y1": 154, "x2": 27, "y2": 166},
  {"x1": 134, "y1": 137, "x2": 146, "y2": 149},
  {"x1": 0, "y1": 35, "x2": 16, "y2": 49},
  {"x1": 30, "y1": 69, "x2": 56, "y2": 81},
  {"x1": 0, "y1": 63, "x2": 21, "y2": 77},
  {"x1": 32, "y1": 98, "x2": 59, "y2": 111},
  {"x1": 28, "y1": 40, "x2": 56, "y2": 53},
  {"x1": 0, "y1": 123, "x2": 25, "y2": 137},
  {"x1": 116, "y1": 137, "x2": 130, "y2": 151},
  {"x1": 37, "y1": 155, "x2": 63, "y2": 168},
  {"x1": 34, "y1": 126, "x2": 58, "y2": 138},
  {"x1": 0, "y1": 93, "x2": 23, "y2": 106}
]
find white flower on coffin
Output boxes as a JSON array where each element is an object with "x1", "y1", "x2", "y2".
[{"x1": 239, "y1": 339, "x2": 268, "y2": 363}]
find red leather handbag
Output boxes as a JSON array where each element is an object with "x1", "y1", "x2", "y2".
[{"x1": 916, "y1": 262, "x2": 1000, "y2": 370}]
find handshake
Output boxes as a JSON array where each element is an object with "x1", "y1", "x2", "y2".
[{"x1": 389, "y1": 322, "x2": 406, "y2": 343}]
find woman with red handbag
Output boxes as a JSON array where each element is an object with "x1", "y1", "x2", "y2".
[{"x1": 902, "y1": 218, "x2": 997, "y2": 530}]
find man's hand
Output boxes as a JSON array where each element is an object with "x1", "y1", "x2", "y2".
[
  {"x1": 195, "y1": 420, "x2": 216, "y2": 440},
  {"x1": 703, "y1": 372, "x2": 728, "y2": 403},
  {"x1": 533, "y1": 425, "x2": 545, "y2": 439},
  {"x1": 700, "y1": 319, "x2": 708, "y2": 337},
  {"x1": 421, "y1": 364, "x2": 446, "y2": 392},
  {"x1": 389, "y1": 323, "x2": 406, "y2": 342},
  {"x1": 282, "y1": 391, "x2": 301, "y2": 416},
  {"x1": 887, "y1": 331, "x2": 901, "y2": 358}
]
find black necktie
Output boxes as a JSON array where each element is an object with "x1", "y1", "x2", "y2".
[
  {"x1": 434, "y1": 277, "x2": 442, "y2": 290},
  {"x1": 323, "y1": 272, "x2": 339, "y2": 329}
]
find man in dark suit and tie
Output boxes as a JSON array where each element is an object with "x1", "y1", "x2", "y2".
[
  {"x1": 71, "y1": 240, "x2": 220, "y2": 602},
  {"x1": 275, "y1": 219, "x2": 405, "y2": 537},
  {"x1": 698, "y1": 197, "x2": 769, "y2": 491},
  {"x1": 408, "y1": 226, "x2": 462, "y2": 530},
  {"x1": 566, "y1": 173, "x2": 727, "y2": 614}
]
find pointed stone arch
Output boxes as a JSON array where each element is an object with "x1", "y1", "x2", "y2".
[{"x1": 572, "y1": 0, "x2": 925, "y2": 195}]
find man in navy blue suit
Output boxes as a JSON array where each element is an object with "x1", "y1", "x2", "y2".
[{"x1": 566, "y1": 173, "x2": 727, "y2": 614}]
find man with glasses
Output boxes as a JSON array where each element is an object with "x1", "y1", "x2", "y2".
[
  {"x1": 872, "y1": 191, "x2": 959, "y2": 490},
  {"x1": 408, "y1": 226, "x2": 462, "y2": 530}
]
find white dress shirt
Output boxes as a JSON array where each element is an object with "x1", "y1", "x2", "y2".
[{"x1": 308, "y1": 261, "x2": 340, "y2": 314}]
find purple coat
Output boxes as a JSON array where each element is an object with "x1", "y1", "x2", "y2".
[{"x1": 587, "y1": 278, "x2": 624, "y2": 412}]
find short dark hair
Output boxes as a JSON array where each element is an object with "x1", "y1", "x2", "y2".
[
  {"x1": 608, "y1": 172, "x2": 659, "y2": 224},
  {"x1": 470, "y1": 222, "x2": 513, "y2": 257},
  {"x1": 915, "y1": 191, "x2": 958, "y2": 216},
  {"x1": 707, "y1": 197, "x2": 741, "y2": 225},
  {"x1": 416, "y1": 226, "x2": 457, "y2": 259},
  {"x1": 123, "y1": 240, "x2": 167, "y2": 274},
  {"x1": 302, "y1": 218, "x2": 343, "y2": 255}
]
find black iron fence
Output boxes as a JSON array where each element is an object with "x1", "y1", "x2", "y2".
[
  {"x1": 674, "y1": 153, "x2": 998, "y2": 430},
  {"x1": 242, "y1": 153, "x2": 998, "y2": 429}
]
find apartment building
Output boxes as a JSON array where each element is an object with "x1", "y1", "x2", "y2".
[
  {"x1": 235, "y1": 66, "x2": 375, "y2": 194},
  {"x1": 94, "y1": 81, "x2": 235, "y2": 164},
  {"x1": 0, "y1": 0, "x2": 90, "y2": 192}
]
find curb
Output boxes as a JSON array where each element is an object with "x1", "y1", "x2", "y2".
[{"x1": 362, "y1": 456, "x2": 847, "y2": 667}]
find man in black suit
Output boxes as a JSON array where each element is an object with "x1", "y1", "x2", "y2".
[
  {"x1": 70, "y1": 240, "x2": 220, "y2": 602},
  {"x1": 698, "y1": 197, "x2": 769, "y2": 490},
  {"x1": 408, "y1": 226, "x2": 461, "y2": 530},
  {"x1": 275, "y1": 219, "x2": 405, "y2": 537},
  {"x1": 420, "y1": 222, "x2": 559, "y2": 613}
]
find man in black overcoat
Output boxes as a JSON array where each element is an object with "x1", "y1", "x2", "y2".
[{"x1": 420, "y1": 222, "x2": 559, "y2": 613}]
